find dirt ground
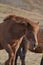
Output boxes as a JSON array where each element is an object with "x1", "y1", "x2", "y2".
[
  {"x1": 0, "y1": 50, "x2": 42, "y2": 65},
  {"x1": 0, "y1": 4, "x2": 43, "y2": 65}
]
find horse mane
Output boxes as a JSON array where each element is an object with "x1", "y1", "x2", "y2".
[
  {"x1": 3, "y1": 15, "x2": 39, "y2": 31},
  {"x1": 3, "y1": 15, "x2": 15, "y2": 21}
]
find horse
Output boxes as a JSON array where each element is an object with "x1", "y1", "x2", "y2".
[
  {"x1": 0, "y1": 15, "x2": 39, "y2": 65},
  {"x1": 15, "y1": 28, "x2": 43, "y2": 65}
]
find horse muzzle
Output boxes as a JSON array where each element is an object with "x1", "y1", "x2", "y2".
[{"x1": 33, "y1": 42, "x2": 38, "y2": 50}]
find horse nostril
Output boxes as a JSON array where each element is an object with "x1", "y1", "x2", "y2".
[{"x1": 33, "y1": 44, "x2": 37, "y2": 50}]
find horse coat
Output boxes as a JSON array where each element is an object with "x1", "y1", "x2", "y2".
[{"x1": 0, "y1": 15, "x2": 39, "y2": 65}]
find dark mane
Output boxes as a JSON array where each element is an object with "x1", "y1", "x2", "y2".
[
  {"x1": 3, "y1": 15, "x2": 14, "y2": 21},
  {"x1": 3, "y1": 15, "x2": 35, "y2": 29}
]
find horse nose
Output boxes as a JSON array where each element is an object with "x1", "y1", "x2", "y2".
[{"x1": 33, "y1": 43, "x2": 38, "y2": 50}]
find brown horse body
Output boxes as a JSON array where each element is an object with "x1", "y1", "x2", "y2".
[{"x1": 0, "y1": 15, "x2": 39, "y2": 65}]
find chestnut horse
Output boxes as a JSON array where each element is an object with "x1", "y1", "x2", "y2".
[
  {"x1": 15, "y1": 28, "x2": 43, "y2": 65},
  {"x1": 0, "y1": 15, "x2": 39, "y2": 65}
]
